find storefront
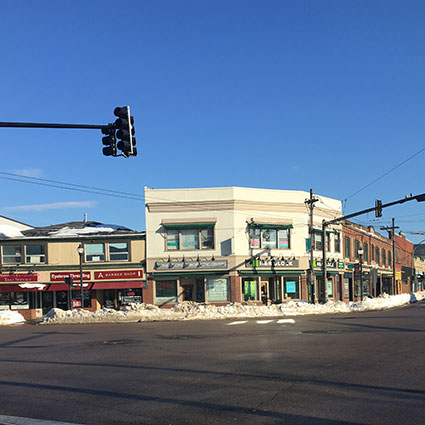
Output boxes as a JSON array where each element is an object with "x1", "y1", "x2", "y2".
[{"x1": 0, "y1": 268, "x2": 145, "y2": 319}]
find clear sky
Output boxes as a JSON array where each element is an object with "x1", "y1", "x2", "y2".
[{"x1": 1, "y1": 0, "x2": 425, "y2": 243}]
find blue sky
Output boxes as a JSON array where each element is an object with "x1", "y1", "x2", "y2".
[{"x1": 1, "y1": 0, "x2": 425, "y2": 243}]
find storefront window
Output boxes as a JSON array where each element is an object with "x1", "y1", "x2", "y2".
[
  {"x1": 242, "y1": 278, "x2": 258, "y2": 301},
  {"x1": 2, "y1": 245, "x2": 22, "y2": 264},
  {"x1": 25, "y1": 244, "x2": 46, "y2": 263},
  {"x1": 109, "y1": 242, "x2": 129, "y2": 261},
  {"x1": 156, "y1": 280, "x2": 178, "y2": 303},
  {"x1": 284, "y1": 277, "x2": 299, "y2": 299},
  {"x1": 10, "y1": 292, "x2": 29, "y2": 308},
  {"x1": 85, "y1": 243, "x2": 105, "y2": 262},
  {"x1": 119, "y1": 288, "x2": 142, "y2": 306},
  {"x1": 0, "y1": 293, "x2": 10, "y2": 308},
  {"x1": 206, "y1": 278, "x2": 229, "y2": 302},
  {"x1": 327, "y1": 278, "x2": 334, "y2": 297}
]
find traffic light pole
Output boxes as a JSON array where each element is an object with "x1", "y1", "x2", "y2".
[
  {"x1": 320, "y1": 192, "x2": 425, "y2": 303},
  {"x1": 0, "y1": 122, "x2": 111, "y2": 130}
]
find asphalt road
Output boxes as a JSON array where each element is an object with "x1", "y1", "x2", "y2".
[{"x1": 0, "y1": 301, "x2": 424, "y2": 425}]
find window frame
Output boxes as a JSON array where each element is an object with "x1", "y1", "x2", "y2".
[
  {"x1": 83, "y1": 241, "x2": 130, "y2": 263},
  {"x1": 344, "y1": 237, "x2": 351, "y2": 258},
  {"x1": 249, "y1": 226, "x2": 291, "y2": 250},
  {"x1": 1, "y1": 244, "x2": 47, "y2": 265},
  {"x1": 165, "y1": 226, "x2": 215, "y2": 251}
]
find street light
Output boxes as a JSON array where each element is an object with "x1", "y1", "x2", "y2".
[
  {"x1": 77, "y1": 244, "x2": 84, "y2": 309},
  {"x1": 358, "y1": 247, "x2": 364, "y2": 301}
]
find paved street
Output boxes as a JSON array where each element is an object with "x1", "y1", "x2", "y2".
[{"x1": 0, "y1": 302, "x2": 424, "y2": 425}]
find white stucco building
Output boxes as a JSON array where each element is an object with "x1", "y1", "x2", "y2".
[{"x1": 144, "y1": 187, "x2": 343, "y2": 305}]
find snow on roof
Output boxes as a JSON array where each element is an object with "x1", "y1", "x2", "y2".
[
  {"x1": 0, "y1": 225, "x2": 24, "y2": 238},
  {"x1": 48, "y1": 226, "x2": 118, "y2": 236}
]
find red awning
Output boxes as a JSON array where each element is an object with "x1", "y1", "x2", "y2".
[
  {"x1": 0, "y1": 284, "x2": 46, "y2": 293},
  {"x1": 92, "y1": 281, "x2": 144, "y2": 290}
]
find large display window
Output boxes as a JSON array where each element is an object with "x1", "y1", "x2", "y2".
[{"x1": 206, "y1": 278, "x2": 229, "y2": 302}]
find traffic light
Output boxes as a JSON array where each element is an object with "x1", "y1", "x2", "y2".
[
  {"x1": 375, "y1": 199, "x2": 382, "y2": 217},
  {"x1": 101, "y1": 126, "x2": 117, "y2": 156},
  {"x1": 114, "y1": 106, "x2": 137, "y2": 157}
]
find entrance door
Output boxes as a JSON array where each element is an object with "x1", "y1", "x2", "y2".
[
  {"x1": 42, "y1": 292, "x2": 54, "y2": 314},
  {"x1": 182, "y1": 285, "x2": 194, "y2": 301},
  {"x1": 268, "y1": 277, "x2": 282, "y2": 303},
  {"x1": 56, "y1": 291, "x2": 69, "y2": 310}
]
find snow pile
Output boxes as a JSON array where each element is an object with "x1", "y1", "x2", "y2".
[
  {"x1": 0, "y1": 224, "x2": 24, "y2": 238},
  {"x1": 41, "y1": 290, "x2": 425, "y2": 325},
  {"x1": 0, "y1": 310, "x2": 25, "y2": 325}
]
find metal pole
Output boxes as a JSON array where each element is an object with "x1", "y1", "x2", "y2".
[
  {"x1": 79, "y1": 245, "x2": 84, "y2": 309},
  {"x1": 305, "y1": 189, "x2": 318, "y2": 303},
  {"x1": 392, "y1": 218, "x2": 396, "y2": 295},
  {"x1": 0, "y1": 122, "x2": 110, "y2": 130},
  {"x1": 360, "y1": 252, "x2": 363, "y2": 301},
  {"x1": 321, "y1": 220, "x2": 327, "y2": 303}
]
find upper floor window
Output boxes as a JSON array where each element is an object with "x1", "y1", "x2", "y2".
[
  {"x1": 382, "y1": 249, "x2": 386, "y2": 267},
  {"x1": 363, "y1": 243, "x2": 369, "y2": 262},
  {"x1": 334, "y1": 232, "x2": 341, "y2": 253},
  {"x1": 344, "y1": 237, "x2": 351, "y2": 258},
  {"x1": 84, "y1": 242, "x2": 129, "y2": 262},
  {"x1": 375, "y1": 246, "x2": 380, "y2": 265},
  {"x1": 1, "y1": 244, "x2": 46, "y2": 265},
  {"x1": 355, "y1": 240, "x2": 360, "y2": 260},
  {"x1": 109, "y1": 242, "x2": 129, "y2": 261},
  {"x1": 85, "y1": 243, "x2": 105, "y2": 262},
  {"x1": 388, "y1": 250, "x2": 391, "y2": 267},
  {"x1": 249, "y1": 226, "x2": 291, "y2": 250},
  {"x1": 166, "y1": 226, "x2": 214, "y2": 251}
]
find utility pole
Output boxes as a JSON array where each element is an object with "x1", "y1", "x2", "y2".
[
  {"x1": 305, "y1": 189, "x2": 319, "y2": 303},
  {"x1": 321, "y1": 192, "x2": 425, "y2": 303},
  {"x1": 381, "y1": 218, "x2": 399, "y2": 295}
]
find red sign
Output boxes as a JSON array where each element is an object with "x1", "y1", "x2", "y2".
[
  {"x1": 94, "y1": 270, "x2": 143, "y2": 280},
  {"x1": 0, "y1": 273, "x2": 38, "y2": 283},
  {"x1": 50, "y1": 272, "x2": 91, "y2": 282},
  {"x1": 72, "y1": 300, "x2": 82, "y2": 308}
]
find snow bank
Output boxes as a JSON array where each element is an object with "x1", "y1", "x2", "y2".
[
  {"x1": 41, "y1": 291, "x2": 425, "y2": 325},
  {"x1": 0, "y1": 310, "x2": 25, "y2": 325}
]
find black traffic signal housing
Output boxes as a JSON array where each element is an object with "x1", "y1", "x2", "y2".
[
  {"x1": 114, "y1": 106, "x2": 137, "y2": 157},
  {"x1": 64, "y1": 276, "x2": 73, "y2": 285},
  {"x1": 101, "y1": 125, "x2": 117, "y2": 156},
  {"x1": 375, "y1": 199, "x2": 383, "y2": 218}
]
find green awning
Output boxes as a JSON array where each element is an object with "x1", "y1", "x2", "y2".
[
  {"x1": 162, "y1": 222, "x2": 215, "y2": 229},
  {"x1": 314, "y1": 270, "x2": 340, "y2": 276},
  {"x1": 249, "y1": 223, "x2": 293, "y2": 230},
  {"x1": 239, "y1": 270, "x2": 304, "y2": 276}
]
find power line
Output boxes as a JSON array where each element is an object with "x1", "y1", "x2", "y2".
[{"x1": 343, "y1": 145, "x2": 425, "y2": 205}]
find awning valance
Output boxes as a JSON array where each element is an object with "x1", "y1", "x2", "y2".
[
  {"x1": 162, "y1": 223, "x2": 215, "y2": 229},
  {"x1": 249, "y1": 223, "x2": 293, "y2": 230}
]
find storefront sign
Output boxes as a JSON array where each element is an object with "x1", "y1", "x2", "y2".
[
  {"x1": 313, "y1": 259, "x2": 340, "y2": 269},
  {"x1": 246, "y1": 258, "x2": 299, "y2": 268},
  {"x1": 50, "y1": 272, "x2": 91, "y2": 282},
  {"x1": 0, "y1": 273, "x2": 38, "y2": 283},
  {"x1": 72, "y1": 300, "x2": 82, "y2": 308},
  {"x1": 155, "y1": 260, "x2": 228, "y2": 270},
  {"x1": 94, "y1": 270, "x2": 144, "y2": 280}
]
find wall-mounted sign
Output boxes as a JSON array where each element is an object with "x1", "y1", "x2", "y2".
[
  {"x1": 313, "y1": 259, "x2": 340, "y2": 269},
  {"x1": 246, "y1": 258, "x2": 299, "y2": 268},
  {"x1": 0, "y1": 273, "x2": 38, "y2": 283},
  {"x1": 94, "y1": 270, "x2": 144, "y2": 280},
  {"x1": 155, "y1": 260, "x2": 228, "y2": 270},
  {"x1": 50, "y1": 272, "x2": 91, "y2": 282}
]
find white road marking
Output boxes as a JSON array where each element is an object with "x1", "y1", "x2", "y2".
[
  {"x1": 277, "y1": 319, "x2": 296, "y2": 324},
  {"x1": 0, "y1": 415, "x2": 82, "y2": 425},
  {"x1": 256, "y1": 320, "x2": 274, "y2": 324},
  {"x1": 227, "y1": 320, "x2": 248, "y2": 325}
]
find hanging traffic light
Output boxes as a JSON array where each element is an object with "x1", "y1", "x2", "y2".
[
  {"x1": 375, "y1": 199, "x2": 382, "y2": 217},
  {"x1": 101, "y1": 126, "x2": 117, "y2": 156},
  {"x1": 114, "y1": 106, "x2": 137, "y2": 157}
]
